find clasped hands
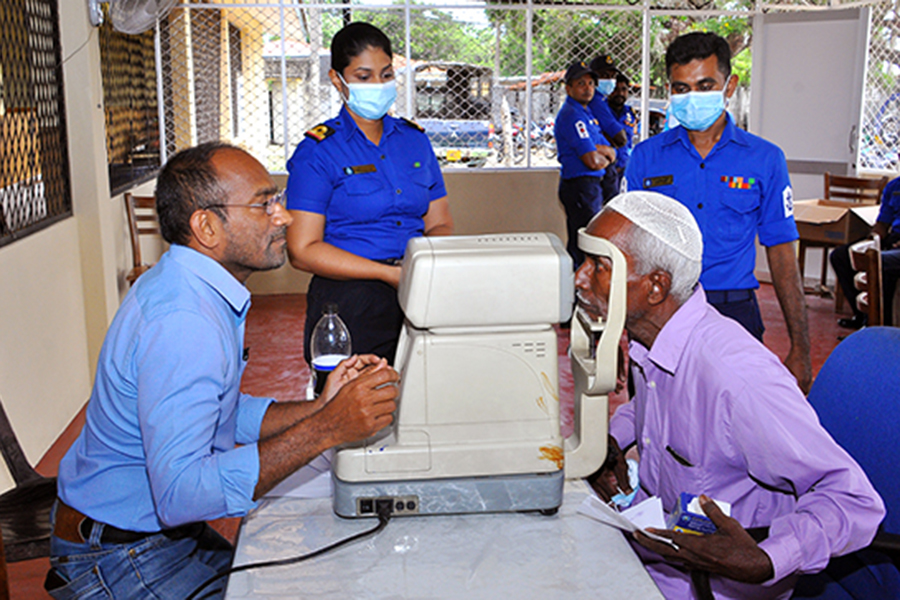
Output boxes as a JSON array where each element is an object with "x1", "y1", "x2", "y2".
[{"x1": 588, "y1": 436, "x2": 774, "y2": 585}]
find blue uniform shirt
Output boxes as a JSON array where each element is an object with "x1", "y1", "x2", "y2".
[
  {"x1": 876, "y1": 176, "x2": 900, "y2": 231},
  {"x1": 609, "y1": 103, "x2": 637, "y2": 173},
  {"x1": 58, "y1": 245, "x2": 274, "y2": 531},
  {"x1": 625, "y1": 114, "x2": 798, "y2": 291},
  {"x1": 555, "y1": 96, "x2": 608, "y2": 180},
  {"x1": 286, "y1": 105, "x2": 446, "y2": 261},
  {"x1": 588, "y1": 93, "x2": 625, "y2": 140}
]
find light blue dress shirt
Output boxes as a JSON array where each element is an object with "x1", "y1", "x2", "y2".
[{"x1": 58, "y1": 245, "x2": 274, "y2": 531}]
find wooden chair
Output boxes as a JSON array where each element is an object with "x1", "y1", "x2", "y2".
[
  {"x1": 825, "y1": 173, "x2": 890, "y2": 204},
  {"x1": 850, "y1": 235, "x2": 883, "y2": 327},
  {"x1": 0, "y1": 394, "x2": 57, "y2": 562},
  {"x1": 798, "y1": 174, "x2": 889, "y2": 307},
  {"x1": 124, "y1": 193, "x2": 160, "y2": 285}
]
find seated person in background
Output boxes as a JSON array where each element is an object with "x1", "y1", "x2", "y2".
[
  {"x1": 830, "y1": 175, "x2": 900, "y2": 329},
  {"x1": 580, "y1": 191, "x2": 884, "y2": 599},
  {"x1": 47, "y1": 142, "x2": 399, "y2": 600}
]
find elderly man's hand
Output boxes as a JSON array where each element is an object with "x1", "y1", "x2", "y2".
[
  {"x1": 634, "y1": 495, "x2": 775, "y2": 584},
  {"x1": 585, "y1": 435, "x2": 632, "y2": 503}
]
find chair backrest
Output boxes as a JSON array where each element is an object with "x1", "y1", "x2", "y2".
[
  {"x1": 0, "y1": 396, "x2": 40, "y2": 486},
  {"x1": 824, "y1": 173, "x2": 890, "y2": 204},
  {"x1": 850, "y1": 236, "x2": 883, "y2": 326},
  {"x1": 807, "y1": 327, "x2": 900, "y2": 534},
  {"x1": 124, "y1": 193, "x2": 160, "y2": 285}
]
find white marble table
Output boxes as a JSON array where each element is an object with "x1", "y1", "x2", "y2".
[{"x1": 225, "y1": 478, "x2": 663, "y2": 599}]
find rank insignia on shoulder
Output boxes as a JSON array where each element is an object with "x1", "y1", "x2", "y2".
[
  {"x1": 400, "y1": 117, "x2": 425, "y2": 132},
  {"x1": 305, "y1": 124, "x2": 335, "y2": 142},
  {"x1": 643, "y1": 175, "x2": 674, "y2": 188},
  {"x1": 344, "y1": 164, "x2": 377, "y2": 175},
  {"x1": 721, "y1": 175, "x2": 755, "y2": 190}
]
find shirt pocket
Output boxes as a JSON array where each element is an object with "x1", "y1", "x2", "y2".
[
  {"x1": 334, "y1": 173, "x2": 387, "y2": 222},
  {"x1": 716, "y1": 187, "x2": 761, "y2": 242},
  {"x1": 657, "y1": 443, "x2": 704, "y2": 507},
  {"x1": 397, "y1": 164, "x2": 434, "y2": 217}
]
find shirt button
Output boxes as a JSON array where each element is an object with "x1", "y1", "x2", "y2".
[
  {"x1": 381, "y1": 154, "x2": 386, "y2": 159},
  {"x1": 396, "y1": 189, "x2": 402, "y2": 194},
  {"x1": 700, "y1": 162, "x2": 705, "y2": 169},
  {"x1": 396, "y1": 221, "x2": 402, "y2": 226},
  {"x1": 643, "y1": 437, "x2": 651, "y2": 445},
  {"x1": 648, "y1": 381, "x2": 656, "y2": 389},
  {"x1": 698, "y1": 203, "x2": 703, "y2": 209}
]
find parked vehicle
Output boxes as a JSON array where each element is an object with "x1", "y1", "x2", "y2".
[{"x1": 413, "y1": 62, "x2": 491, "y2": 168}]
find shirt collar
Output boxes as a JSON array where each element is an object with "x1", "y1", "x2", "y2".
[
  {"x1": 564, "y1": 95, "x2": 591, "y2": 116},
  {"x1": 667, "y1": 112, "x2": 748, "y2": 151},
  {"x1": 168, "y1": 245, "x2": 251, "y2": 318},
  {"x1": 338, "y1": 104, "x2": 399, "y2": 142},
  {"x1": 630, "y1": 284, "x2": 707, "y2": 376}
]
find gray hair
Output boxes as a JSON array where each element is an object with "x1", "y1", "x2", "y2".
[{"x1": 604, "y1": 191, "x2": 703, "y2": 304}]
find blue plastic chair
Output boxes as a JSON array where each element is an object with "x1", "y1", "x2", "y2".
[{"x1": 794, "y1": 327, "x2": 900, "y2": 598}]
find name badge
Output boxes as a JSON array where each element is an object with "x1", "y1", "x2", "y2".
[
  {"x1": 344, "y1": 164, "x2": 377, "y2": 175},
  {"x1": 643, "y1": 175, "x2": 674, "y2": 188}
]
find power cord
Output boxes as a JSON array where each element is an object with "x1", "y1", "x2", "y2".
[{"x1": 185, "y1": 509, "x2": 392, "y2": 600}]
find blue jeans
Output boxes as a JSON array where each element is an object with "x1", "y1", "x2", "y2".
[{"x1": 47, "y1": 505, "x2": 233, "y2": 599}]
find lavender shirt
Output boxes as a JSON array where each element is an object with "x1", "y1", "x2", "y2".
[{"x1": 610, "y1": 285, "x2": 884, "y2": 599}]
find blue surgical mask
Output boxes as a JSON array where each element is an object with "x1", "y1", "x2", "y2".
[
  {"x1": 596, "y1": 78, "x2": 616, "y2": 97},
  {"x1": 669, "y1": 90, "x2": 725, "y2": 131},
  {"x1": 338, "y1": 73, "x2": 397, "y2": 121},
  {"x1": 610, "y1": 458, "x2": 640, "y2": 510}
]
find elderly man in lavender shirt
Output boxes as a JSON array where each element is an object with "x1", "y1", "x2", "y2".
[{"x1": 577, "y1": 191, "x2": 884, "y2": 599}]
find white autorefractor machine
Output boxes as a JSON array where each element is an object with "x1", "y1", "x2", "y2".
[{"x1": 333, "y1": 231, "x2": 626, "y2": 517}]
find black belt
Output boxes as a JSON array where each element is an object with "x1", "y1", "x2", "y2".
[
  {"x1": 374, "y1": 258, "x2": 403, "y2": 266},
  {"x1": 705, "y1": 289, "x2": 754, "y2": 304},
  {"x1": 82, "y1": 518, "x2": 201, "y2": 545}
]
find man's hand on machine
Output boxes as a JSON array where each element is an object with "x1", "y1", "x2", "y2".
[
  {"x1": 321, "y1": 354, "x2": 389, "y2": 403},
  {"x1": 585, "y1": 435, "x2": 633, "y2": 503},
  {"x1": 320, "y1": 363, "x2": 399, "y2": 444}
]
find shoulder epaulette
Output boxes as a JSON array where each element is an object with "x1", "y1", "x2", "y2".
[
  {"x1": 399, "y1": 117, "x2": 425, "y2": 133},
  {"x1": 305, "y1": 124, "x2": 335, "y2": 142}
]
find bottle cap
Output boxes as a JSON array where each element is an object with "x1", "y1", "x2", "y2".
[{"x1": 323, "y1": 302, "x2": 340, "y2": 315}]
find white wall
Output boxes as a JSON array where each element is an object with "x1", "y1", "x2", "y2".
[{"x1": 247, "y1": 169, "x2": 567, "y2": 294}]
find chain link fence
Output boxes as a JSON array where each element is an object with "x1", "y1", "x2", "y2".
[
  {"x1": 860, "y1": 0, "x2": 900, "y2": 172},
  {"x1": 113, "y1": 0, "x2": 895, "y2": 177}
]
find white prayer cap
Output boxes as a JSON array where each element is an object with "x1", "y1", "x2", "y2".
[{"x1": 606, "y1": 191, "x2": 703, "y2": 263}]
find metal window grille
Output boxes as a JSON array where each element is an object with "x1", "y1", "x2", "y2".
[
  {"x1": 0, "y1": 0, "x2": 71, "y2": 247},
  {"x1": 137, "y1": 1, "x2": 892, "y2": 174},
  {"x1": 99, "y1": 8, "x2": 160, "y2": 196},
  {"x1": 860, "y1": 0, "x2": 900, "y2": 173}
]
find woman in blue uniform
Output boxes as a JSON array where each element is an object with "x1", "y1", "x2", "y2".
[{"x1": 285, "y1": 22, "x2": 453, "y2": 365}]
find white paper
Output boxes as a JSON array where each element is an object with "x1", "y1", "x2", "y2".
[
  {"x1": 264, "y1": 449, "x2": 333, "y2": 498},
  {"x1": 578, "y1": 494, "x2": 679, "y2": 550}
]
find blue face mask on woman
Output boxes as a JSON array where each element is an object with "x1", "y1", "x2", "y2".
[
  {"x1": 669, "y1": 89, "x2": 725, "y2": 131},
  {"x1": 338, "y1": 73, "x2": 397, "y2": 121}
]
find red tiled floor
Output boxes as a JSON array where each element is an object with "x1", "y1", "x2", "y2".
[{"x1": 9, "y1": 283, "x2": 844, "y2": 598}]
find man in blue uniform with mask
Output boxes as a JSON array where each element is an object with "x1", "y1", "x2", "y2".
[
  {"x1": 605, "y1": 73, "x2": 638, "y2": 197},
  {"x1": 624, "y1": 32, "x2": 812, "y2": 393},
  {"x1": 554, "y1": 61, "x2": 618, "y2": 267},
  {"x1": 588, "y1": 54, "x2": 628, "y2": 203}
]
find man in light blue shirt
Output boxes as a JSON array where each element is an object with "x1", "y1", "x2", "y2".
[{"x1": 47, "y1": 143, "x2": 399, "y2": 599}]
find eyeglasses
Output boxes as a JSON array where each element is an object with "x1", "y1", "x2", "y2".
[{"x1": 206, "y1": 190, "x2": 287, "y2": 216}]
